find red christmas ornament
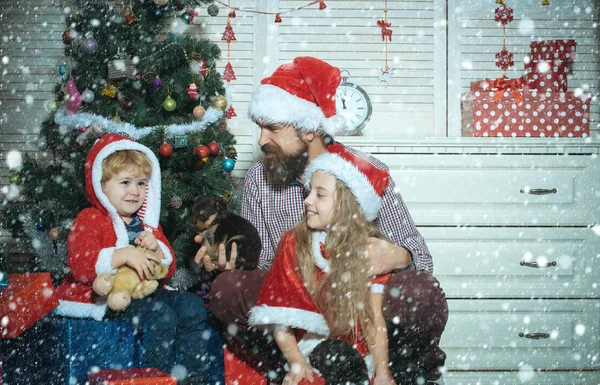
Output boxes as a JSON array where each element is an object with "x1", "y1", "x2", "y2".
[
  {"x1": 62, "y1": 29, "x2": 72, "y2": 45},
  {"x1": 495, "y1": 48, "x2": 514, "y2": 71},
  {"x1": 223, "y1": 62, "x2": 237, "y2": 83},
  {"x1": 228, "y1": 9, "x2": 236, "y2": 18},
  {"x1": 319, "y1": 0, "x2": 327, "y2": 10},
  {"x1": 377, "y1": 20, "x2": 393, "y2": 42},
  {"x1": 495, "y1": 5, "x2": 513, "y2": 25},
  {"x1": 195, "y1": 145, "x2": 210, "y2": 159},
  {"x1": 226, "y1": 105, "x2": 237, "y2": 119},
  {"x1": 186, "y1": 83, "x2": 199, "y2": 99},
  {"x1": 208, "y1": 141, "x2": 220, "y2": 155},
  {"x1": 159, "y1": 143, "x2": 173, "y2": 157},
  {"x1": 222, "y1": 23, "x2": 237, "y2": 43},
  {"x1": 274, "y1": 13, "x2": 282, "y2": 23}
]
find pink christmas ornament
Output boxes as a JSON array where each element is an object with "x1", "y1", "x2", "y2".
[{"x1": 66, "y1": 78, "x2": 82, "y2": 115}]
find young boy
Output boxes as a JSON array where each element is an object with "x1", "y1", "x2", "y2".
[{"x1": 55, "y1": 133, "x2": 210, "y2": 384}]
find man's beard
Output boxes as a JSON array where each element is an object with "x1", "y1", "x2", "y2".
[{"x1": 261, "y1": 141, "x2": 309, "y2": 185}]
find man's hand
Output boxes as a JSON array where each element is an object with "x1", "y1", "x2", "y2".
[
  {"x1": 194, "y1": 242, "x2": 238, "y2": 272},
  {"x1": 366, "y1": 238, "x2": 412, "y2": 276},
  {"x1": 135, "y1": 231, "x2": 159, "y2": 252},
  {"x1": 126, "y1": 248, "x2": 161, "y2": 280},
  {"x1": 283, "y1": 362, "x2": 314, "y2": 385}
]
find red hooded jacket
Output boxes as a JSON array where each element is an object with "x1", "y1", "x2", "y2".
[{"x1": 55, "y1": 134, "x2": 175, "y2": 320}]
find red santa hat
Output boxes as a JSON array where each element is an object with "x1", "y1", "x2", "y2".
[
  {"x1": 303, "y1": 144, "x2": 390, "y2": 221},
  {"x1": 248, "y1": 56, "x2": 348, "y2": 136}
]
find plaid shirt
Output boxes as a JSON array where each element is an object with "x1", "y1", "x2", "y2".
[{"x1": 241, "y1": 145, "x2": 433, "y2": 273}]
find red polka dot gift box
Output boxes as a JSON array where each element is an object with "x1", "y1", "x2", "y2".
[
  {"x1": 525, "y1": 40, "x2": 577, "y2": 94},
  {"x1": 462, "y1": 78, "x2": 590, "y2": 138}
]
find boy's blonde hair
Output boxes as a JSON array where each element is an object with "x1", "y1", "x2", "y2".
[{"x1": 101, "y1": 150, "x2": 152, "y2": 183}]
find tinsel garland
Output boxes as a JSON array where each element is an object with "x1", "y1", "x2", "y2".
[{"x1": 54, "y1": 89, "x2": 233, "y2": 140}]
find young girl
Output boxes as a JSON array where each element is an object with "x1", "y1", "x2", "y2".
[{"x1": 249, "y1": 144, "x2": 397, "y2": 385}]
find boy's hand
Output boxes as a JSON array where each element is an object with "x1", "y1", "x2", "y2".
[
  {"x1": 195, "y1": 242, "x2": 237, "y2": 272},
  {"x1": 135, "y1": 231, "x2": 159, "y2": 252},
  {"x1": 283, "y1": 361, "x2": 314, "y2": 385},
  {"x1": 126, "y1": 247, "x2": 161, "y2": 280}
]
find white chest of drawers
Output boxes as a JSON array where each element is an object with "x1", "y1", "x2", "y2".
[{"x1": 342, "y1": 138, "x2": 600, "y2": 385}]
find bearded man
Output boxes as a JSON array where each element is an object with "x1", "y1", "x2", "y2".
[{"x1": 195, "y1": 57, "x2": 448, "y2": 385}]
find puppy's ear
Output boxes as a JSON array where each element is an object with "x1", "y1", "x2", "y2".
[{"x1": 216, "y1": 198, "x2": 228, "y2": 211}]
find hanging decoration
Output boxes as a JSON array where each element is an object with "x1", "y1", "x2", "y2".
[
  {"x1": 207, "y1": 3, "x2": 219, "y2": 16},
  {"x1": 62, "y1": 29, "x2": 72, "y2": 45},
  {"x1": 108, "y1": 50, "x2": 137, "y2": 80},
  {"x1": 214, "y1": 0, "x2": 326, "y2": 24},
  {"x1": 124, "y1": 3, "x2": 138, "y2": 25},
  {"x1": 494, "y1": 2, "x2": 514, "y2": 74},
  {"x1": 226, "y1": 105, "x2": 237, "y2": 119},
  {"x1": 102, "y1": 83, "x2": 118, "y2": 98},
  {"x1": 65, "y1": 78, "x2": 82, "y2": 115},
  {"x1": 541, "y1": 0, "x2": 549, "y2": 4},
  {"x1": 221, "y1": 2, "x2": 237, "y2": 118},
  {"x1": 181, "y1": 9, "x2": 199, "y2": 24},
  {"x1": 376, "y1": 0, "x2": 394, "y2": 86},
  {"x1": 187, "y1": 82, "x2": 199, "y2": 99}
]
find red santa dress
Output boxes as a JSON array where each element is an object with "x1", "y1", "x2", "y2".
[
  {"x1": 54, "y1": 133, "x2": 176, "y2": 320},
  {"x1": 249, "y1": 230, "x2": 390, "y2": 378}
]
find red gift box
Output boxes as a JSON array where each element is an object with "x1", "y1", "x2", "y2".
[
  {"x1": 0, "y1": 273, "x2": 59, "y2": 339},
  {"x1": 525, "y1": 59, "x2": 568, "y2": 93},
  {"x1": 530, "y1": 39, "x2": 577, "y2": 61},
  {"x1": 224, "y1": 348, "x2": 325, "y2": 385},
  {"x1": 462, "y1": 80, "x2": 591, "y2": 138},
  {"x1": 88, "y1": 368, "x2": 176, "y2": 385}
]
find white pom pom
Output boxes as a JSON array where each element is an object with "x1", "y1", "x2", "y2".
[{"x1": 321, "y1": 114, "x2": 348, "y2": 136}]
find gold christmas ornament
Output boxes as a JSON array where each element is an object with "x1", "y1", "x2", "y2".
[
  {"x1": 541, "y1": 0, "x2": 549, "y2": 4},
  {"x1": 153, "y1": 0, "x2": 168, "y2": 5},
  {"x1": 193, "y1": 105, "x2": 206, "y2": 119},
  {"x1": 102, "y1": 84, "x2": 118, "y2": 98},
  {"x1": 212, "y1": 95, "x2": 228, "y2": 111}
]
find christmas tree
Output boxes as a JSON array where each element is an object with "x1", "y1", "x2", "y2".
[{"x1": 0, "y1": 0, "x2": 238, "y2": 290}]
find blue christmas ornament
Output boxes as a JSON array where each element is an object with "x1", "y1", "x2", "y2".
[
  {"x1": 36, "y1": 218, "x2": 46, "y2": 231},
  {"x1": 222, "y1": 158, "x2": 235, "y2": 172},
  {"x1": 152, "y1": 7, "x2": 164, "y2": 17},
  {"x1": 58, "y1": 63, "x2": 67, "y2": 75}
]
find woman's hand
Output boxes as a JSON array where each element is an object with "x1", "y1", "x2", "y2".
[{"x1": 283, "y1": 361, "x2": 314, "y2": 385}]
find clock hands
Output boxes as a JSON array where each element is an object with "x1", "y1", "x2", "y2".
[{"x1": 341, "y1": 97, "x2": 347, "y2": 110}]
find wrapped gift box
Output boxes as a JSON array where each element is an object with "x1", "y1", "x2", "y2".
[
  {"x1": 0, "y1": 273, "x2": 59, "y2": 339},
  {"x1": 88, "y1": 368, "x2": 176, "y2": 385},
  {"x1": 0, "y1": 317, "x2": 141, "y2": 384},
  {"x1": 462, "y1": 80, "x2": 590, "y2": 138},
  {"x1": 530, "y1": 39, "x2": 577, "y2": 61},
  {"x1": 525, "y1": 59, "x2": 568, "y2": 93}
]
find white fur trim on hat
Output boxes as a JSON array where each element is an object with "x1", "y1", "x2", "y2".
[
  {"x1": 54, "y1": 299, "x2": 107, "y2": 321},
  {"x1": 249, "y1": 305, "x2": 331, "y2": 336},
  {"x1": 304, "y1": 153, "x2": 382, "y2": 221},
  {"x1": 91, "y1": 139, "x2": 162, "y2": 248},
  {"x1": 248, "y1": 85, "x2": 348, "y2": 136}
]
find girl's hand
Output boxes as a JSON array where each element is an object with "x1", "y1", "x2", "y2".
[
  {"x1": 126, "y1": 247, "x2": 161, "y2": 280},
  {"x1": 283, "y1": 361, "x2": 314, "y2": 385},
  {"x1": 135, "y1": 231, "x2": 159, "y2": 252},
  {"x1": 373, "y1": 369, "x2": 397, "y2": 385}
]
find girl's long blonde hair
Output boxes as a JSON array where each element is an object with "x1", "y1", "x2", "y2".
[{"x1": 294, "y1": 179, "x2": 382, "y2": 340}]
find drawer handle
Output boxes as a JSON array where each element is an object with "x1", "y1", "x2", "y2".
[
  {"x1": 520, "y1": 188, "x2": 557, "y2": 195},
  {"x1": 520, "y1": 260, "x2": 557, "y2": 268},
  {"x1": 519, "y1": 332, "x2": 550, "y2": 340}
]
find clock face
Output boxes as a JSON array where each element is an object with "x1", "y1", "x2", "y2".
[{"x1": 335, "y1": 82, "x2": 372, "y2": 135}]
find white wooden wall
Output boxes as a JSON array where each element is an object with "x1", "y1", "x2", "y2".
[{"x1": 1, "y1": 0, "x2": 599, "y2": 186}]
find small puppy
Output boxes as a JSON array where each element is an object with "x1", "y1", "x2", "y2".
[{"x1": 191, "y1": 194, "x2": 261, "y2": 271}]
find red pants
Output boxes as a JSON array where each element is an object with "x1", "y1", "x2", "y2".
[{"x1": 209, "y1": 269, "x2": 448, "y2": 385}]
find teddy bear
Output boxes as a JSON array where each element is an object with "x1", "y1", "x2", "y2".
[{"x1": 92, "y1": 247, "x2": 167, "y2": 311}]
